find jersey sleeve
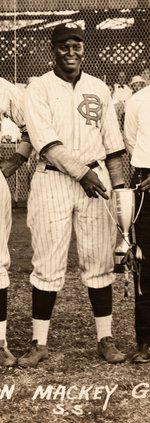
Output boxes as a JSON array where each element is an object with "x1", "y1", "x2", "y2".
[
  {"x1": 24, "y1": 80, "x2": 62, "y2": 153},
  {"x1": 0, "y1": 78, "x2": 32, "y2": 160},
  {"x1": 0, "y1": 78, "x2": 25, "y2": 129},
  {"x1": 24, "y1": 80, "x2": 89, "y2": 180}
]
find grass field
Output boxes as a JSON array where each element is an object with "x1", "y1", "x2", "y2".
[{"x1": 0, "y1": 208, "x2": 150, "y2": 423}]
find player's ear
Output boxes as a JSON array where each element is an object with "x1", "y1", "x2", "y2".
[
  {"x1": 51, "y1": 42, "x2": 58, "y2": 56},
  {"x1": 51, "y1": 43, "x2": 56, "y2": 59},
  {"x1": 51, "y1": 43, "x2": 57, "y2": 67}
]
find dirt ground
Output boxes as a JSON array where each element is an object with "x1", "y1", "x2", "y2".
[{"x1": 0, "y1": 207, "x2": 150, "y2": 423}]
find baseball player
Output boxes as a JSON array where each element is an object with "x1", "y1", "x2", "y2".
[
  {"x1": 18, "y1": 23, "x2": 126, "y2": 367},
  {"x1": 0, "y1": 78, "x2": 32, "y2": 366},
  {"x1": 124, "y1": 85, "x2": 150, "y2": 363}
]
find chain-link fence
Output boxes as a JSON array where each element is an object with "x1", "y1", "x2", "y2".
[{"x1": 0, "y1": 1, "x2": 149, "y2": 200}]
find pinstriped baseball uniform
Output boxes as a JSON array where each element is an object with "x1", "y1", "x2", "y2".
[
  {"x1": 24, "y1": 70, "x2": 125, "y2": 291},
  {"x1": 0, "y1": 171, "x2": 11, "y2": 288},
  {"x1": 0, "y1": 78, "x2": 31, "y2": 289},
  {"x1": 0, "y1": 78, "x2": 34, "y2": 364},
  {"x1": 0, "y1": 78, "x2": 32, "y2": 158},
  {"x1": 24, "y1": 71, "x2": 123, "y2": 161}
]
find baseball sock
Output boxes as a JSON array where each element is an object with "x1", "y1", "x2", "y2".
[
  {"x1": 32, "y1": 319, "x2": 50, "y2": 346},
  {"x1": 32, "y1": 287, "x2": 57, "y2": 346},
  {"x1": 0, "y1": 288, "x2": 7, "y2": 347},
  {"x1": 94, "y1": 315, "x2": 112, "y2": 342},
  {"x1": 88, "y1": 286, "x2": 112, "y2": 342}
]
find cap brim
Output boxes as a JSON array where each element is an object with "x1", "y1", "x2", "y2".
[
  {"x1": 52, "y1": 34, "x2": 85, "y2": 43},
  {"x1": 131, "y1": 80, "x2": 145, "y2": 86}
]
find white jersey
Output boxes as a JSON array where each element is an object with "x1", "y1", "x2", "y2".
[
  {"x1": 1, "y1": 117, "x2": 21, "y2": 143},
  {"x1": 0, "y1": 79, "x2": 25, "y2": 290},
  {"x1": 124, "y1": 85, "x2": 150, "y2": 168},
  {"x1": 0, "y1": 78, "x2": 24, "y2": 128},
  {"x1": 113, "y1": 83, "x2": 132, "y2": 104},
  {"x1": 0, "y1": 78, "x2": 32, "y2": 159},
  {"x1": 24, "y1": 70, "x2": 124, "y2": 168}
]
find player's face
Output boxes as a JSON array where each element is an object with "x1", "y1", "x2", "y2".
[
  {"x1": 53, "y1": 39, "x2": 84, "y2": 73},
  {"x1": 131, "y1": 81, "x2": 146, "y2": 93}
]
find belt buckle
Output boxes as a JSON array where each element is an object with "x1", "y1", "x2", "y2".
[{"x1": 36, "y1": 162, "x2": 47, "y2": 172}]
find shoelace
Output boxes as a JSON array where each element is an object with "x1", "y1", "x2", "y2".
[
  {"x1": 21, "y1": 345, "x2": 37, "y2": 358},
  {"x1": 102, "y1": 337, "x2": 119, "y2": 352}
]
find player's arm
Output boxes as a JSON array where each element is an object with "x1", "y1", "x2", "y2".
[
  {"x1": 24, "y1": 81, "x2": 108, "y2": 199},
  {"x1": 101, "y1": 87, "x2": 125, "y2": 188},
  {"x1": 0, "y1": 78, "x2": 32, "y2": 176},
  {"x1": 40, "y1": 144, "x2": 108, "y2": 199},
  {"x1": 0, "y1": 132, "x2": 32, "y2": 178},
  {"x1": 106, "y1": 153, "x2": 125, "y2": 189}
]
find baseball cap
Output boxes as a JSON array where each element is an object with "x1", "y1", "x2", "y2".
[
  {"x1": 130, "y1": 75, "x2": 145, "y2": 86},
  {"x1": 52, "y1": 22, "x2": 85, "y2": 44}
]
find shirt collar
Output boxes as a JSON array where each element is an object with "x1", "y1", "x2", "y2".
[{"x1": 52, "y1": 69, "x2": 83, "y2": 87}]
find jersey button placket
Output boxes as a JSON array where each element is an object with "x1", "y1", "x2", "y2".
[{"x1": 72, "y1": 87, "x2": 80, "y2": 151}]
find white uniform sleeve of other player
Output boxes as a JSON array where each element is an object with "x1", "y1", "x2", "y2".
[
  {"x1": 0, "y1": 77, "x2": 32, "y2": 160},
  {"x1": 0, "y1": 78, "x2": 24, "y2": 128},
  {"x1": 100, "y1": 87, "x2": 125, "y2": 156},
  {"x1": 124, "y1": 96, "x2": 138, "y2": 157},
  {"x1": 124, "y1": 86, "x2": 150, "y2": 168}
]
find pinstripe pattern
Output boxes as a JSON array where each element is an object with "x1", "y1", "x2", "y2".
[
  {"x1": 0, "y1": 78, "x2": 29, "y2": 290},
  {"x1": 24, "y1": 71, "x2": 124, "y2": 164},
  {"x1": 27, "y1": 163, "x2": 116, "y2": 291},
  {"x1": 24, "y1": 71, "x2": 124, "y2": 291},
  {"x1": 0, "y1": 171, "x2": 11, "y2": 289}
]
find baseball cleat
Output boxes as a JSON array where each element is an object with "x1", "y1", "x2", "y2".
[
  {"x1": 18, "y1": 340, "x2": 49, "y2": 367},
  {"x1": 132, "y1": 344, "x2": 150, "y2": 364},
  {"x1": 0, "y1": 340, "x2": 16, "y2": 367},
  {"x1": 97, "y1": 336, "x2": 126, "y2": 364}
]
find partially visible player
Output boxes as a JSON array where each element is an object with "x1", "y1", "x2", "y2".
[
  {"x1": 0, "y1": 78, "x2": 32, "y2": 366},
  {"x1": 124, "y1": 85, "x2": 150, "y2": 363},
  {"x1": 18, "y1": 23, "x2": 126, "y2": 367}
]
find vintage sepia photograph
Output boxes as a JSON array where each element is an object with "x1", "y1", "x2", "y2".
[{"x1": 0, "y1": 1, "x2": 150, "y2": 422}]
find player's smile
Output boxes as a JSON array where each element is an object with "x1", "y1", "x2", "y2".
[{"x1": 53, "y1": 39, "x2": 84, "y2": 73}]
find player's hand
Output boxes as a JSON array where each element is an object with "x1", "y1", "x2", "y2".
[
  {"x1": 0, "y1": 153, "x2": 26, "y2": 178},
  {"x1": 80, "y1": 169, "x2": 109, "y2": 199},
  {"x1": 139, "y1": 174, "x2": 150, "y2": 191},
  {"x1": 0, "y1": 158, "x2": 19, "y2": 177}
]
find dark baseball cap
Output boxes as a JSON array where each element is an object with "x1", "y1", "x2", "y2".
[{"x1": 52, "y1": 22, "x2": 85, "y2": 44}]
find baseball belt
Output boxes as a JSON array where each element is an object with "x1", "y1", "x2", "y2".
[{"x1": 45, "y1": 160, "x2": 99, "y2": 172}]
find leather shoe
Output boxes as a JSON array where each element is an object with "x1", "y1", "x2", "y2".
[
  {"x1": 98, "y1": 336, "x2": 126, "y2": 364},
  {"x1": 18, "y1": 340, "x2": 49, "y2": 368},
  {"x1": 0, "y1": 340, "x2": 16, "y2": 367},
  {"x1": 132, "y1": 344, "x2": 150, "y2": 363}
]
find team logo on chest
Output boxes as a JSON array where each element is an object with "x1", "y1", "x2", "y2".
[{"x1": 77, "y1": 94, "x2": 102, "y2": 127}]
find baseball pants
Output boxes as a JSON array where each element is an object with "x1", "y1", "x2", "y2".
[
  {"x1": 134, "y1": 185, "x2": 150, "y2": 346},
  {"x1": 0, "y1": 171, "x2": 11, "y2": 289},
  {"x1": 27, "y1": 164, "x2": 116, "y2": 291}
]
